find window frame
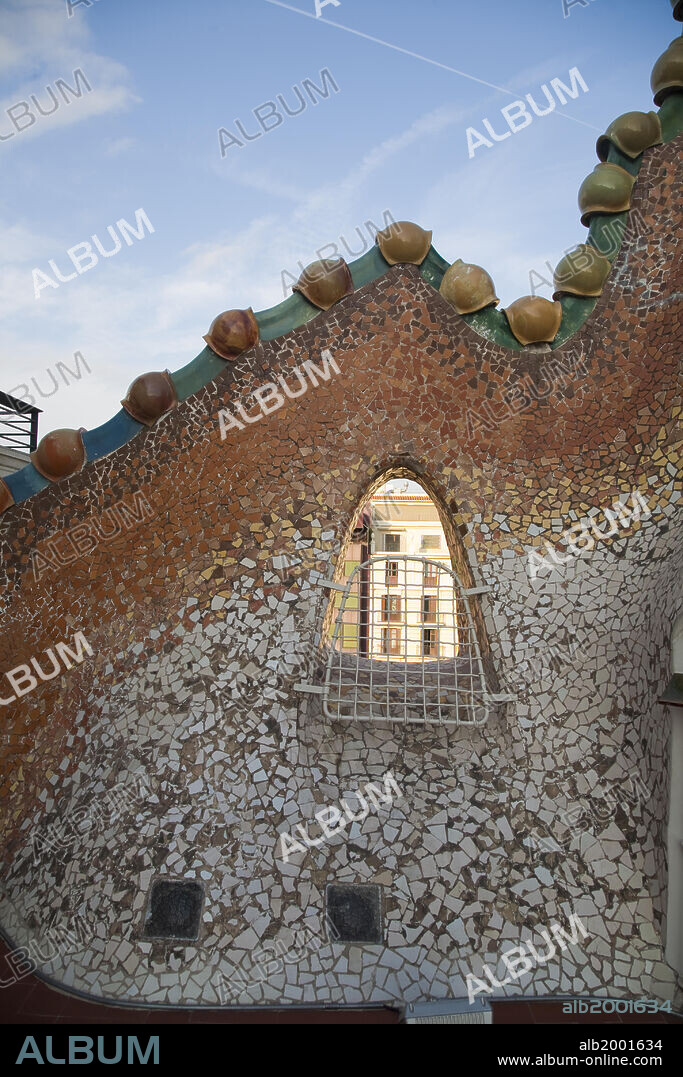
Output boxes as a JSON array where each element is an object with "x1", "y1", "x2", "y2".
[
  {"x1": 381, "y1": 627, "x2": 402, "y2": 656},
  {"x1": 381, "y1": 594, "x2": 402, "y2": 623},
  {"x1": 423, "y1": 564, "x2": 438, "y2": 587},
  {"x1": 422, "y1": 627, "x2": 438, "y2": 656},
  {"x1": 420, "y1": 534, "x2": 441, "y2": 552},
  {"x1": 422, "y1": 595, "x2": 438, "y2": 624}
]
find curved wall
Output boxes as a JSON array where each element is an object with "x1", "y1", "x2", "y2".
[{"x1": 0, "y1": 138, "x2": 680, "y2": 1007}]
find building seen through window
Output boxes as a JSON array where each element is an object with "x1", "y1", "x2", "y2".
[
  {"x1": 325, "y1": 479, "x2": 487, "y2": 724},
  {"x1": 335, "y1": 480, "x2": 455, "y2": 661}
]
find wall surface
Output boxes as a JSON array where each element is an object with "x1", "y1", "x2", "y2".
[
  {"x1": 0, "y1": 139, "x2": 681, "y2": 1008},
  {"x1": 0, "y1": 447, "x2": 31, "y2": 480}
]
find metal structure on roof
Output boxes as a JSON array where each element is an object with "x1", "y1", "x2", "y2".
[{"x1": 0, "y1": 392, "x2": 41, "y2": 453}]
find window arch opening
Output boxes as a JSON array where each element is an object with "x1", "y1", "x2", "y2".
[{"x1": 322, "y1": 475, "x2": 490, "y2": 726}]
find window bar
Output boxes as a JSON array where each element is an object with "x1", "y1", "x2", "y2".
[
  {"x1": 366, "y1": 564, "x2": 372, "y2": 723},
  {"x1": 403, "y1": 558, "x2": 409, "y2": 726},
  {"x1": 383, "y1": 568, "x2": 387, "y2": 719},
  {"x1": 452, "y1": 572, "x2": 460, "y2": 725},
  {"x1": 383, "y1": 616, "x2": 387, "y2": 723},
  {"x1": 339, "y1": 588, "x2": 345, "y2": 715},
  {"x1": 351, "y1": 578, "x2": 358, "y2": 720},
  {"x1": 432, "y1": 564, "x2": 440, "y2": 722},
  {"x1": 30, "y1": 407, "x2": 39, "y2": 452},
  {"x1": 323, "y1": 576, "x2": 342, "y2": 720},
  {"x1": 466, "y1": 586, "x2": 488, "y2": 725},
  {"x1": 421, "y1": 561, "x2": 428, "y2": 723}
]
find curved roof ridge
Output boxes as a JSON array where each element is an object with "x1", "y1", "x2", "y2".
[{"x1": 1, "y1": 29, "x2": 682, "y2": 516}]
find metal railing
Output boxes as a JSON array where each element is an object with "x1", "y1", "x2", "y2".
[
  {"x1": 0, "y1": 392, "x2": 41, "y2": 452},
  {"x1": 323, "y1": 555, "x2": 490, "y2": 725}
]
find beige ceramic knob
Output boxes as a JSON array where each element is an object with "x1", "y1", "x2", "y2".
[
  {"x1": 651, "y1": 36, "x2": 683, "y2": 105},
  {"x1": 439, "y1": 259, "x2": 499, "y2": 314},
  {"x1": 578, "y1": 163, "x2": 635, "y2": 226},
  {"x1": 553, "y1": 244, "x2": 611, "y2": 298},
  {"x1": 375, "y1": 221, "x2": 432, "y2": 266},
  {"x1": 293, "y1": 258, "x2": 354, "y2": 310},
  {"x1": 596, "y1": 111, "x2": 662, "y2": 160},
  {"x1": 503, "y1": 296, "x2": 563, "y2": 345}
]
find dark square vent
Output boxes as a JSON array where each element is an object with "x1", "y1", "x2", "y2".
[
  {"x1": 326, "y1": 883, "x2": 382, "y2": 944},
  {"x1": 142, "y1": 880, "x2": 203, "y2": 940}
]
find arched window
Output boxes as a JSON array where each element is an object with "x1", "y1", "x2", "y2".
[{"x1": 321, "y1": 477, "x2": 494, "y2": 726}]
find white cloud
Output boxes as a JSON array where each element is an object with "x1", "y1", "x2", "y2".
[
  {"x1": 0, "y1": 0, "x2": 90, "y2": 74},
  {"x1": 0, "y1": 0, "x2": 137, "y2": 144}
]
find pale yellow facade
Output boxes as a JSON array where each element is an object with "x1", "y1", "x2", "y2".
[{"x1": 367, "y1": 493, "x2": 457, "y2": 660}]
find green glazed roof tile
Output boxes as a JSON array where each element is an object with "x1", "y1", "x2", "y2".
[
  {"x1": 659, "y1": 92, "x2": 683, "y2": 142},
  {"x1": 606, "y1": 143, "x2": 642, "y2": 176},
  {"x1": 588, "y1": 212, "x2": 628, "y2": 263},
  {"x1": 349, "y1": 245, "x2": 391, "y2": 288},
  {"x1": 553, "y1": 295, "x2": 599, "y2": 348},
  {"x1": 419, "y1": 247, "x2": 450, "y2": 291},
  {"x1": 464, "y1": 306, "x2": 522, "y2": 351},
  {"x1": 172, "y1": 346, "x2": 228, "y2": 401},
  {"x1": 254, "y1": 291, "x2": 320, "y2": 341}
]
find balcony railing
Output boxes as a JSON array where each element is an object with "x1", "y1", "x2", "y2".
[{"x1": 0, "y1": 391, "x2": 41, "y2": 452}]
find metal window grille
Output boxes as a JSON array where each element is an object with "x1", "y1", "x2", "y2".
[{"x1": 323, "y1": 556, "x2": 490, "y2": 725}]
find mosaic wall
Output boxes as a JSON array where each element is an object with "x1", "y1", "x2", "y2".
[{"x1": 0, "y1": 138, "x2": 680, "y2": 1008}]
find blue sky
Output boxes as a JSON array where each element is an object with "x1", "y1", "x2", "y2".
[{"x1": 0, "y1": 0, "x2": 675, "y2": 437}]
